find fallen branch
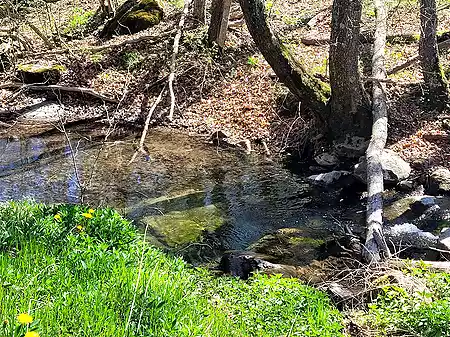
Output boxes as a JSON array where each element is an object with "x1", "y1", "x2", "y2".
[
  {"x1": 301, "y1": 31, "x2": 422, "y2": 46},
  {"x1": 168, "y1": 0, "x2": 191, "y2": 121},
  {"x1": 22, "y1": 30, "x2": 176, "y2": 57},
  {"x1": 0, "y1": 82, "x2": 118, "y2": 103},
  {"x1": 363, "y1": 0, "x2": 391, "y2": 263},
  {"x1": 387, "y1": 38, "x2": 450, "y2": 75},
  {"x1": 129, "y1": 87, "x2": 166, "y2": 164}
]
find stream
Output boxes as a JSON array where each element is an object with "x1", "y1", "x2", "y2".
[{"x1": 0, "y1": 124, "x2": 364, "y2": 263}]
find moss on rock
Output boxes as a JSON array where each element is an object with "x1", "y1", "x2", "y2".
[{"x1": 16, "y1": 63, "x2": 66, "y2": 84}]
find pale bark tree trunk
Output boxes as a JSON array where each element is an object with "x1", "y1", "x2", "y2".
[
  {"x1": 208, "y1": 0, "x2": 232, "y2": 48},
  {"x1": 363, "y1": 0, "x2": 391, "y2": 263},
  {"x1": 329, "y1": 0, "x2": 371, "y2": 142},
  {"x1": 419, "y1": 0, "x2": 448, "y2": 96},
  {"x1": 238, "y1": 0, "x2": 329, "y2": 122},
  {"x1": 193, "y1": 0, "x2": 206, "y2": 24}
]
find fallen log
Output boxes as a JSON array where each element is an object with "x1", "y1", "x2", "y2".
[
  {"x1": 0, "y1": 82, "x2": 118, "y2": 103},
  {"x1": 363, "y1": 0, "x2": 391, "y2": 263}
]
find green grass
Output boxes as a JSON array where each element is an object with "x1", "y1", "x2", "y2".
[
  {"x1": 356, "y1": 265, "x2": 450, "y2": 337},
  {"x1": 0, "y1": 201, "x2": 344, "y2": 337}
]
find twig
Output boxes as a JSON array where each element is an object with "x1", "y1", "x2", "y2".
[
  {"x1": 0, "y1": 82, "x2": 118, "y2": 103},
  {"x1": 168, "y1": 0, "x2": 191, "y2": 121},
  {"x1": 387, "y1": 38, "x2": 450, "y2": 75},
  {"x1": 129, "y1": 87, "x2": 166, "y2": 164}
]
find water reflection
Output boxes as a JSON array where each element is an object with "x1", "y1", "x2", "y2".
[{"x1": 0, "y1": 127, "x2": 344, "y2": 257}]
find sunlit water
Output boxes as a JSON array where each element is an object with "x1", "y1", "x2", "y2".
[{"x1": 0, "y1": 125, "x2": 360, "y2": 261}]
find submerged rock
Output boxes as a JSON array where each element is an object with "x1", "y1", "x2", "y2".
[
  {"x1": 354, "y1": 149, "x2": 411, "y2": 184},
  {"x1": 428, "y1": 167, "x2": 450, "y2": 195},
  {"x1": 141, "y1": 204, "x2": 225, "y2": 247},
  {"x1": 16, "y1": 63, "x2": 65, "y2": 84},
  {"x1": 247, "y1": 228, "x2": 327, "y2": 266}
]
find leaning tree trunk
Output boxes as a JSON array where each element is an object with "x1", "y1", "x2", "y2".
[
  {"x1": 419, "y1": 0, "x2": 449, "y2": 97},
  {"x1": 238, "y1": 0, "x2": 330, "y2": 122},
  {"x1": 208, "y1": 0, "x2": 232, "y2": 48},
  {"x1": 363, "y1": 0, "x2": 391, "y2": 263},
  {"x1": 329, "y1": 0, "x2": 371, "y2": 142},
  {"x1": 193, "y1": 0, "x2": 206, "y2": 24}
]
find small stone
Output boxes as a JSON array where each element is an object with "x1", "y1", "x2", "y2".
[{"x1": 307, "y1": 170, "x2": 354, "y2": 187}]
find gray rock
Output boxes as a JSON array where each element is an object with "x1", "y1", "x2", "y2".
[
  {"x1": 428, "y1": 168, "x2": 450, "y2": 195},
  {"x1": 354, "y1": 149, "x2": 411, "y2": 184},
  {"x1": 307, "y1": 170, "x2": 354, "y2": 187},
  {"x1": 333, "y1": 136, "x2": 368, "y2": 158},
  {"x1": 314, "y1": 152, "x2": 339, "y2": 167},
  {"x1": 385, "y1": 223, "x2": 439, "y2": 249},
  {"x1": 439, "y1": 228, "x2": 450, "y2": 250},
  {"x1": 384, "y1": 196, "x2": 436, "y2": 222},
  {"x1": 219, "y1": 251, "x2": 298, "y2": 279}
]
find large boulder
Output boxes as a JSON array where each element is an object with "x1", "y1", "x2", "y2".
[
  {"x1": 100, "y1": 0, "x2": 163, "y2": 38},
  {"x1": 428, "y1": 167, "x2": 450, "y2": 195},
  {"x1": 354, "y1": 149, "x2": 411, "y2": 184}
]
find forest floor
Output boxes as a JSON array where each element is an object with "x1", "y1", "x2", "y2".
[{"x1": 1, "y1": 0, "x2": 450, "y2": 174}]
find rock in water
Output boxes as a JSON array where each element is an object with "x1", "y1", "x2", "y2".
[
  {"x1": 354, "y1": 149, "x2": 411, "y2": 184},
  {"x1": 100, "y1": 0, "x2": 163, "y2": 37},
  {"x1": 307, "y1": 170, "x2": 354, "y2": 187}
]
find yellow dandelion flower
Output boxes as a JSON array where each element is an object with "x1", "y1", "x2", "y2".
[
  {"x1": 76, "y1": 225, "x2": 84, "y2": 231},
  {"x1": 54, "y1": 214, "x2": 61, "y2": 221},
  {"x1": 24, "y1": 331, "x2": 40, "y2": 337},
  {"x1": 81, "y1": 213, "x2": 93, "y2": 219},
  {"x1": 88, "y1": 208, "x2": 95, "y2": 214},
  {"x1": 17, "y1": 313, "x2": 33, "y2": 325}
]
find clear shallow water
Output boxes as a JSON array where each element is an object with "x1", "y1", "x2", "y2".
[{"x1": 0, "y1": 125, "x2": 355, "y2": 260}]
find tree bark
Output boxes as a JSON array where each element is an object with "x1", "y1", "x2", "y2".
[
  {"x1": 193, "y1": 0, "x2": 206, "y2": 24},
  {"x1": 363, "y1": 0, "x2": 391, "y2": 263},
  {"x1": 419, "y1": 0, "x2": 448, "y2": 96},
  {"x1": 208, "y1": 0, "x2": 232, "y2": 48},
  {"x1": 329, "y1": 0, "x2": 371, "y2": 142},
  {"x1": 238, "y1": 0, "x2": 329, "y2": 122}
]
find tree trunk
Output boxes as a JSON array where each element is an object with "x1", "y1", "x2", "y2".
[
  {"x1": 419, "y1": 0, "x2": 448, "y2": 97},
  {"x1": 238, "y1": 0, "x2": 330, "y2": 122},
  {"x1": 363, "y1": 0, "x2": 391, "y2": 263},
  {"x1": 329, "y1": 0, "x2": 371, "y2": 142},
  {"x1": 208, "y1": 0, "x2": 232, "y2": 48},
  {"x1": 193, "y1": 0, "x2": 206, "y2": 24}
]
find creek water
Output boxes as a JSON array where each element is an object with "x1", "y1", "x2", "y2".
[{"x1": 0, "y1": 125, "x2": 362, "y2": 262}]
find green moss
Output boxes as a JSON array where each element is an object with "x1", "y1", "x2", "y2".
[
  {"x1": 142, "y1": 204, "x2": 225, "y2": 246},
  {"x1": 17, "y1": 63, "x2": 66, "y2": 73},
  {"x1": 288, "y1": 236, "x2": 325, "y2": 247},
  {"x1": 127, "y1": 9, "x2": 162, "y2": 24}
]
